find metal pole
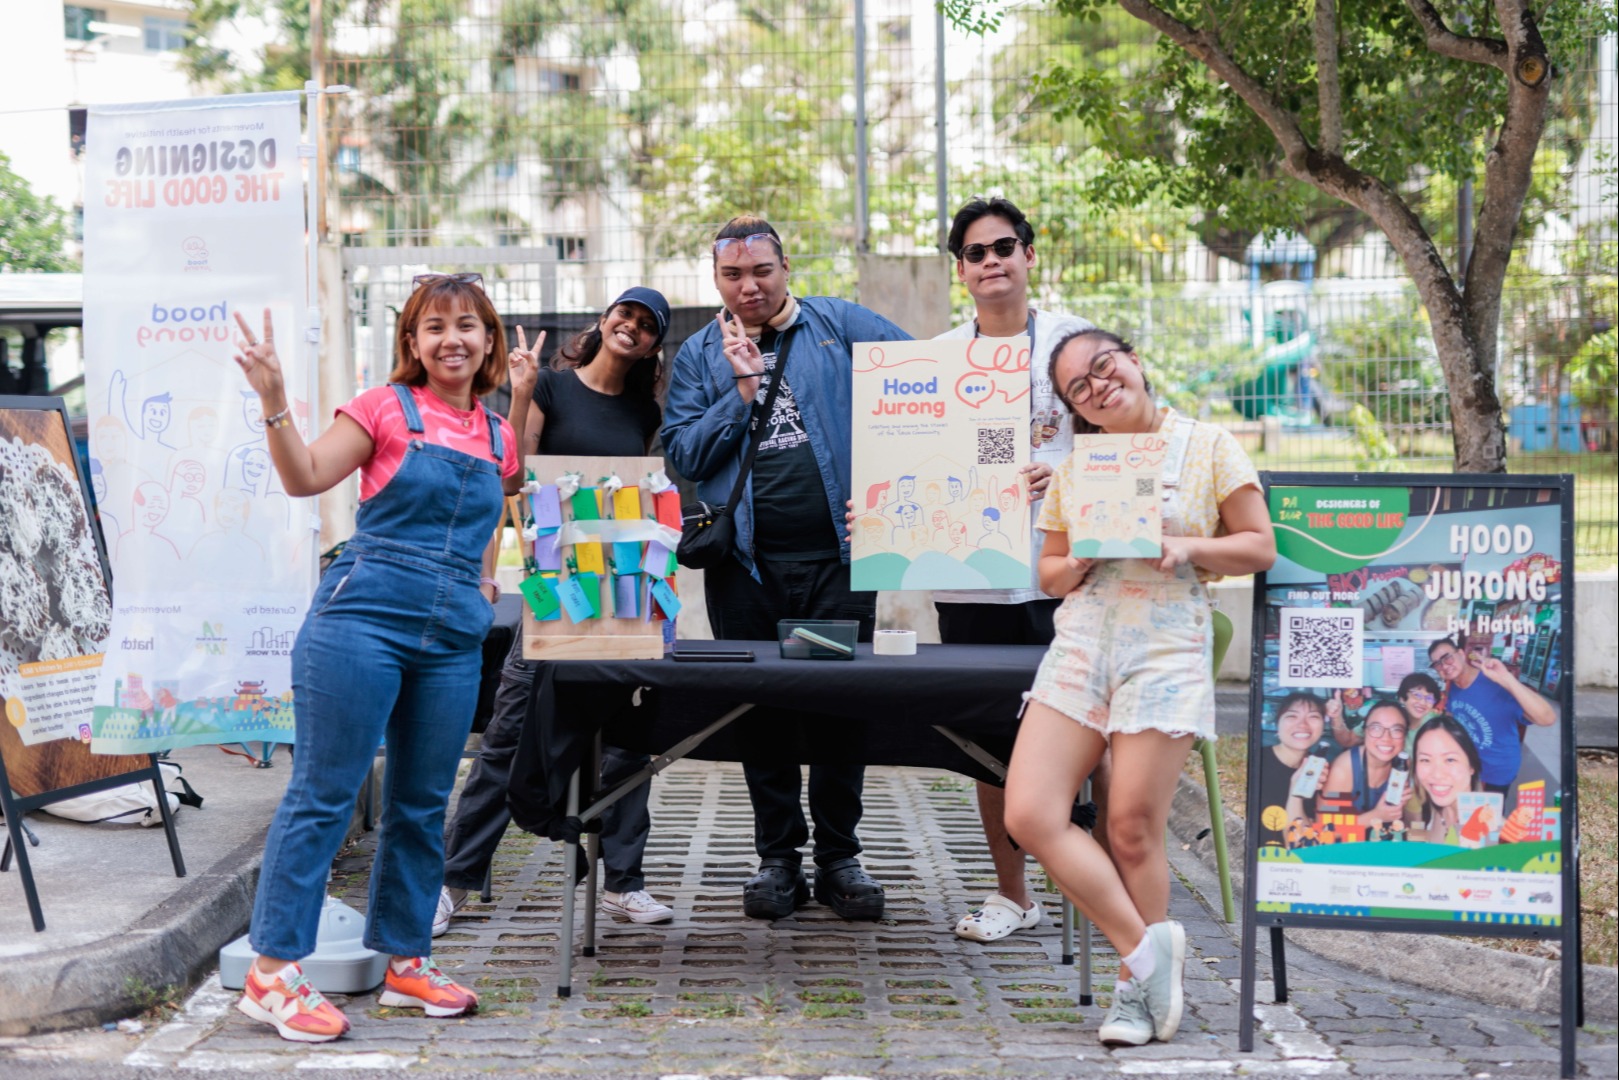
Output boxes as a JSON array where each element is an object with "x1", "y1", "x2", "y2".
[
  {"x1": 935, "y1": 6, "x2": 949, "y2": 253},
  {"x1": 854, "y1": 0, "x2": 869, "y2": 254},
  {"x1": 302, "y1": 82, "x2": 323, "y2": 593}
]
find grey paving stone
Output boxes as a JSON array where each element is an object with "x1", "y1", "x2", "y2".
[
  {"x1": 1338, "y1": 1044, "x2": 1456, "y2": 1061},
  {"x1": 1343, "y1": 992, "x2": 1409, "y2": 1019},
  {"x1": 1347, "y1": 1061, "x2": 1467, "y2": 1076}
]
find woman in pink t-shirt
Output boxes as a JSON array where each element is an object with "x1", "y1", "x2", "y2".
[{"x1": 229, "y1": 274, "x2": 538, "y2": 1042}]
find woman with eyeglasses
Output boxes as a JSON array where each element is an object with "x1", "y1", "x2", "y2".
[
  {"x1": 1396, "y1": 672, "x2": 1443, "y2": 754},
  {"x1": 1316, "y1": 700, "x2": 1410, "y2": 824},
  {"x1": 1001, "y1": 328, "x2": 1275, "y2": 1048},
  {"x1": 229, "y1": 273, "x2": 537, "y2": 1042}
]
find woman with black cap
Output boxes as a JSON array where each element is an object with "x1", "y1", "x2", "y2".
[{"x1": 436, "y1": 287, "x2": 676, "y2": 932}]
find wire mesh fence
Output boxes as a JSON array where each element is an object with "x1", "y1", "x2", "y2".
[{"x1": 319, "y1": 2, "x2": 1617, "y2": 567}]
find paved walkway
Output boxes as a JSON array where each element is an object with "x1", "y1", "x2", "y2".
[{"x1": 7, "y1": 760, "x2": 1614, "y2": 1077}]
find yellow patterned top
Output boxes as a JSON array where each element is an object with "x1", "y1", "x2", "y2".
[{"x1": 1038, "y1": 408, "x2": 1261, "y2": 581}]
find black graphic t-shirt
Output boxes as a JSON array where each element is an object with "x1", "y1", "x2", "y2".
[{"x1": 750, "y1": 329, "x2": 839, "y2": 559}]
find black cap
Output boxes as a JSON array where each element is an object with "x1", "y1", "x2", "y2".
[{"x1": 607, "y1": 287, "x2": 671, "y2": 347}]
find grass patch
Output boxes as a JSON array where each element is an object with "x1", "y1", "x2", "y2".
[
  {"x1": 1011, "y1": 1009, "x2": 1082, "y2": 1023},
  {"x1": 582, "y1": 1000, "x2": 653, "y2": 1019},
  {"x1": 122, "y1": 977, "x2": 183, "y2": 1023},
  {"x1": 886, "y1": 978, "x2": 951, "y2": 989},
  {"x1": 890, "y1": 1008, "x2": 960, "y2": 1020},
  {"x1": 798, "y1": 988, "x2": 866, "y2": 1004},
  {"x1": 888, "y1": 992, "x2": 959, "y2": 1005},
  {"x1": 802, "y1": 1003, "x2": 865, "y2": 1019},
  {"x1": 1199, "y1": 737, "x2": 1617, "y2": 966}
]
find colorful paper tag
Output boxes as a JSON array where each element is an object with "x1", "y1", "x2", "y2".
[
  {"x1": 575, "y1": 540, "x2": 606, "y2": 576},
  {"x1": 650, "y1": 578, "x2": 683, "y2": 619},
  {"x1": 612, "y1": 486, "x2": 642, "y2": 520},
  {"x1": 653, "y1": 489, "x2": 682, "y2": 531},
  {"x1": 533, "y1": 529, "x2": 563, "y2": 571},
  {"x1": 519, "y1": 573, "x2": 561, "y2": 621},
  {"x1": 613, "y1": 574, "x2": 641, "y2": 618},
  {"x1": 642, "y1": 540, "x2": 673, "y2": 579},
  {"x1": 612, "y1": 541, "x2": 643, "y2": 570},
  {"x1": 571, "y1": 488, "x2": 601, "y2": 521},
  {"x1": 556, "y1": 577, "x2": 596, "y2": 623},
  {"x1": 531, "y1": 485, "x2": 563, "y2": 529}
]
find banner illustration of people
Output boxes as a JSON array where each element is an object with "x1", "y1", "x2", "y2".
[
  {"x1": 850, "y1": 337, "x2": 1033, "y2": 590},
  {"x1": 1251, "y1": 479, "x2": 1568, "y2": 927},
  {"x1": 83, "y1": 92, "x2": 311, "y2": 753}
]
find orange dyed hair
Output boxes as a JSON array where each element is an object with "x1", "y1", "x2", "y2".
[{"x1": 390, "y1": 277, "x2": 508, "y2": 397}]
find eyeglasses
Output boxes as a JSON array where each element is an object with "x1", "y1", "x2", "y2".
[
  {"x1": 1365, "y1": 723, "x2": 1406, "y2": 739},
  {"x1": 959, "y1": 237, "x2": 1024, "y2": 263},
  {"x1": 1066, "y1": 349, "x2": 1127, "y2": 405},
  {"x1": 413, "y1": 272, "x2": 483, "y2": 288},
  {"x1": 1432, "y1": 651, "x2": 1461, "y2": 668},
  {"x1": 1403, "y1": 690, "x2": 1436, "y2": 703},
  {"x1": 713, "y1": 233, "x2": 781, "y2": 258}
]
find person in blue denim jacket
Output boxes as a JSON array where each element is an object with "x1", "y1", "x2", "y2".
[{"x1": 662, "y1": 216, "x2": 911, "y2": 922}]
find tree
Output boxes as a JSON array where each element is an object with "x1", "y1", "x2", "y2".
[
  {"x1": 947, "y1": 0, "x2": 1617, "y2": 472},
  {"x1": 0, "y1": 152, "x2": 76, "y2": 272}
]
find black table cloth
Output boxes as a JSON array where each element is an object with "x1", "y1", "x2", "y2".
[{"x1": 507, "y1": 641, "x2": 1048, "y2": 841}]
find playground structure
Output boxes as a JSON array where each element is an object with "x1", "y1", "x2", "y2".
[{"x1": 1229, "y1": 232, "x2": 1343, "y2": 425}]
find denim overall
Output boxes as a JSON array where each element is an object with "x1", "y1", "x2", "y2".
[{"x1": 250, "y1": 384, "x2": 503, "y2": 960}]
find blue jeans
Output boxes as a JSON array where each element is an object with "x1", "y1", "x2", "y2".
[{"x1": 249, "y1": 549, "x2": 489, "y2": 960}]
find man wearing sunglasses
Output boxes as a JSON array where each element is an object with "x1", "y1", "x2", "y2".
[
  {"x1": 932, "y1": 197, "x2": 1096, "y2": 946},
  {"x1": 663, "y1": 215, "x2": 911, "y2": 923},
  {"x1": 1426, "y1": 635, "x2": 1555, "y2": 805}
]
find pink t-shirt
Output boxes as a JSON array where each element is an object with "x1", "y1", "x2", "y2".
[{"x1": 338, "y1": 384, "x2": 519, "y2": 501}]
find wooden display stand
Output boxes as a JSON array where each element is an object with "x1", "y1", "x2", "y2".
[{"x1": 521, "y1": 455, "x2": 674, "y2": 662}]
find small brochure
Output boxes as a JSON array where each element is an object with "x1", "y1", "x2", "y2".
[{"x1": 1065, "y1": 434, "x2": 1168, "y2": 558}]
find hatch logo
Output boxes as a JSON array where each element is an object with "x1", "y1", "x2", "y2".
[{"x1": 195, "y1": 621, "x2": 227, "y2": 656}]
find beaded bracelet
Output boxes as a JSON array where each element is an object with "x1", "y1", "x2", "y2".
[{"x1": 264, "y1": 406, "x2": 293, "y2": 430}]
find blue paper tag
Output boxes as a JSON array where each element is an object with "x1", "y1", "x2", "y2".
[
  {"x1": 650, "y1": 578, "x2": 682, "y2": 619},
  {"x1": 556, "y1": 577, "x2": 596, "y2": 622}
]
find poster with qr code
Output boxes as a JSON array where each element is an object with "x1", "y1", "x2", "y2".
[
  {"x1": 849, "y1": 337, "x2": 1031, "y2": 590},
  {"x1": 1277, "y1": 607, "x2": 1365, "y2": 688},
  {"x1": 1061, "y1": 433, "x2": 1167, "y2": 558},
  {"x1": 1244, "y1": 473, "x2": 1575, "y2": 950}
]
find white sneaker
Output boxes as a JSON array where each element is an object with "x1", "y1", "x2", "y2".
[
  {"x1": 431, "y1": 886, "x2": 466, "y2": 938},
  {"x1": 600, "y1": 889, "x2": 674, "y2": 924}
]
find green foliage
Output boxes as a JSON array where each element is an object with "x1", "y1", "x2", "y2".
[
  {"x1": 950, "y1": 0, "x2": 1617, "y2": 251},
  {"x1": 1316, "y1": 291, "x2": 1446, "y2": 436},
  {"x1": 1347, "y1": 403, "x2": 1400, "y2": 472},
  {"x1": 0, "y1": 152, "x2": 76, "y2": 272},
  {"x1": 1569, "y1": 329, "x2": 1617, "y2": 418}
]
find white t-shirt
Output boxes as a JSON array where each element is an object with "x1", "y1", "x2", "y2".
[{"x1": 932, "y1": 307, "x2": 1094, "y2": 606}]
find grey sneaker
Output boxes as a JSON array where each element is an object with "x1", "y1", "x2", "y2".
[
  {"x1": 1136, "y1": 920, "x2": 1187, "y2": 1041},
  {"x1": 1098, "y1": 981, "x2": 1153, "y2": 1046}
]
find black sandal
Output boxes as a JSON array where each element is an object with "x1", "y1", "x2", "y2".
[
  {"x1": 743, "y1": 858, "x2": 809, "y2": 920},
  {"x1": 813, "y1": 857, "x2": 885, "y2": 921}
]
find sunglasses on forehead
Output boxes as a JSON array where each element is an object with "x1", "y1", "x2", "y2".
[
  {"x1": 712, "y1": 233, "x2": 782, "y2": 258},
  {"x1": 412, "y1": 272, "x2": 484, "y2": 288},
  {"x1": 960, "y1": 237, "x2": 1025, "y2": 263}
]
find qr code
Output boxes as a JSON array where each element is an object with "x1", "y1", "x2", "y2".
[
  {"x1": 1135, "y1": 477, "x2": 1156, "y2": 497},
  {"x1": 977, "y1": 426, "x2": 1016, "y2": 465},
  {"x1": 1277, "y1": 607, "x2": 1364, "y2": 689}
]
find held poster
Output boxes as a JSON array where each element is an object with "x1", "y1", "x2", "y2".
[
  {"x1": 83, "y1": 93, "x2": 310, "y2": 753},
  {"x1": 1249, "y1": 476, "x2": 1572, "y2": 928},
  {"x1": 0, "y1": 400, "x2": 113, "y2": 746},
  {"x1": 849, "y1": 337, "x2": 1032, "y2": 591}
]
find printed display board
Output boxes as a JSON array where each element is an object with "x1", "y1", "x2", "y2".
[
  {"x1": 1064, "y1": 433, "x2": 1168, "y2": 558},
  {"x1": 82, "y1": 92, "x2": 311, "y2": 753},
  {"x1": 0, "y1": 398, "x2": 114, "y2": 747},
  {"x1": 1246, "y1": 475, "x2": 1575, "y2": 930},
  {"x1": 849, "y1": 336, "x2": 1033, "y2": 591}
]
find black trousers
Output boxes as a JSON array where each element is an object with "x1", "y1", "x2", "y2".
[
  {"x1": 443, "y1": 635, "x2": 653, "y2": 893},
  {"x1": 704, "y1": 553, "x2": 876, "y2": 868}
]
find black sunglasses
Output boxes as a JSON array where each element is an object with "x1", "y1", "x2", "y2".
[
  {"x1": 960, "y1": 237, "x2": 1024, "y2": 264},
  {"x1": 412, "y1": 272, "x2": 484, "y2": 288}
]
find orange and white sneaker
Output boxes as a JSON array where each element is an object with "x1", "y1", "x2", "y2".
[
  {"x1": 238, "y1": 962, "x2": 351, "y2": 1043},
  {"x1": 377, "y1": 957, "x2": 479, "y2": 1017}
]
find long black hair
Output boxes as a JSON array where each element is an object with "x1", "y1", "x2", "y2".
[
  {"x1": 1410, "y1": 713, "x2": 1483, "y2": 822},
  {"x1": 553, "y1": 304, "x2": 666, "y2": 404},
  {"x1": 1047, "y1": 328, "x2": 1155, "y2": 435}
]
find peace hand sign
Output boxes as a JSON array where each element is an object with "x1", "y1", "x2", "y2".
[
  {"x1": 509, "y1": 325, "x2": 544, "y2": 401},
  {"x1": 233, "y1": 308, "x2": 286, "y2": 406}
]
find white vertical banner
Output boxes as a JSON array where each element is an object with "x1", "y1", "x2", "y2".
[{"x1": 84, "y1": 92, "x2": 311, "y2": 753}]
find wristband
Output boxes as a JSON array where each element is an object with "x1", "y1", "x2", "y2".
[
  {"x1": 732, "y1": 370, "x2": 765, "y2": 380},
  {"x1": 264, "y1": 406, "x2": 293, "y2": 430},
  {"x1": 479, "y1": 576, "x2": 500, "y2": 601}
]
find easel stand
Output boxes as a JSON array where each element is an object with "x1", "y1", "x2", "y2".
[{"x1": 0, "y1": 751, "x2": 185, "y2": 931}]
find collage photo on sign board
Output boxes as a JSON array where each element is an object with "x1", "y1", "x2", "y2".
[{"x1": 1253, "y1": 484, "x2": 1565, "y2": 921}]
